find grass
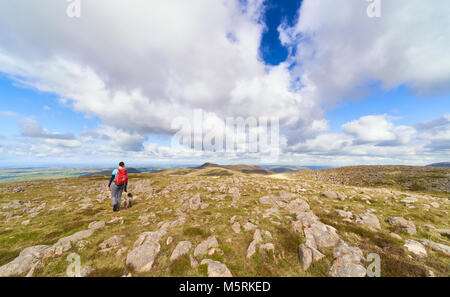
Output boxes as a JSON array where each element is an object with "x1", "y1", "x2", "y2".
[{"x1": 0, "y1": 166, "x2": 449, "y2": 277}]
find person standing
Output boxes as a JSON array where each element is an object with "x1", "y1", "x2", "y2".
[{"x1": 108, "y1": 162, "x2": 128, "y2": 212}]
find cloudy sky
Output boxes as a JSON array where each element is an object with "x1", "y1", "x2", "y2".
[{"x1": 0, "y1": 0, "x2": 449, "y2": 167}]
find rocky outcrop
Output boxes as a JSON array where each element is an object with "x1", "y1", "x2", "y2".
[
  {"x1": 419, "y1": 239, "x2": 450, "y2": 256},
  {"x1": 0, "y1": 245, "x2": 49, "y2": 277},
  {"x1": 388, "y1": 217, "x2": 417, "y2": 235},
  {"x1": 246, "y1": 229, "x2": 263, "y2": 258},
  {"x1": 355, "y1": 213, "x2": 381, "y2": 230},
  {"x1": 126, "y1": 229, "x2": 167, "y2": 272},
  {"x1": 321, "y1": 191, "x2": 338, "y2": 199},
  {"x1": 404, "y1": 240, "x2": 427, "y2": 257},
  {"x1": 231, "y1": 222, "x2": 241, "y2": 234},
  {"x1": 304, "y1": 222, "x2": 340, "y2": 248},
  {"x1": 328, "y1": 242, "x2": 366, "y2": 277},
  {"x1": 189, "y1": 194, "x2": 201, "y2": 210},
  {"x1": 200, "y1": 259, "x2": 232, "y2": 277},
  {"x1": 298, "y1": 244, "x2": 324, "y2": 271},
  {"x1": 194, "y1": 236, "x2": 219, "y2": 257},
  {"x1": 99, "y1": 235, "x2": 123, "y2": 252},
  {"x1": 170, "y1": 241, "x2": 192, "y2": 261}
]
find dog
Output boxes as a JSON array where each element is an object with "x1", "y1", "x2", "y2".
[{"x1": 123, "y1": 193, "x2": 133, "y2": 209}]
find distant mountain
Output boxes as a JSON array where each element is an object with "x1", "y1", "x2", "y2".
[
  {"x1": 266, "y1": 166, "x2": 311, "y2": 173},
  {"x1": 194, "y1": 163, "x2": 273, "y2": 175},
  {"x1": 426, "y1": 162, "x2": 450, "y2": 168},
  {"x1": 195, "y1": 163, "x2": 222, "y2": 169},
  {"x1": 81, "y1": 167, "x2": 141, "y2": 177}
]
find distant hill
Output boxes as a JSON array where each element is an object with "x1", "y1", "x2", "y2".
[
  {"x1": 195, "y1": 163, "x2": 222, "y2": 169},
  {"x1": 81, "y1": 167, "x2": 141, "y2": 177},
  {"x1": 190, "y1": 163, "x2": 274, "y2": 175},
  {"x1": 427, "y1": 162, "x2": 450, "y2": 168},
  {"x1": 266, "y1": 166, "x2": 311, "y2": 173}
]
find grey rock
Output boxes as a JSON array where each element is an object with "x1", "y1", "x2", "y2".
[
  {"x1": 355, "y1": 213, "x2": 381, "y2": 230},
  {"x1": 126, "y1": 229, "x2": 167, "y2": 272},
  {"x1": 321, "y1": 191, "x2": 338, "y2": 199},
  {"x1": 189, "y1": 194, "x2": 201, "y2": 210},
  {"x1": 170, "y1": 241, "x2": 192, "y2": 261},
  {"x1": 335, "y1": 210, "x2": 353, "y2": 219},
  {"x1": 0, "y1": 245, "x2": 49, "y2": 277},
  {"x1": 304, "y1": 222, "x2": 340, "y2": 248},
  {"x1": 231, "y1": 222, "x2": 241, "y2": 234},
  {"x1": 99, "y1": 235, "x2": 123, "y2": 250},
  {"x1": 388, "y1": 217, "x2": 417, "y2": 235},
  {"x1": 419, "y1": 239, "x2": 450, "y2": 256},
  {"x1": 194, "y1": 236, "x2": 219, "y2": 257},
  {"x1": 285, "y1": 199, "x2": 310, "y2": 214},
  {"x1": 404, "y1": 240, "x2": 427, "y2": 257},
  {"x1": 200, "y1": 259, "x2": 232, "y2": 277},
  {"x1": 329, "y1": 262, "x2": 367, "y2": 277},
  {"x1": 126, "y1": 241, "x2": 161, "y2": 272}
]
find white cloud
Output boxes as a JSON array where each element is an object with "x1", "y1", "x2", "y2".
[
  {"x1": 280, "y1": 0, "x2": 450, "y2": 102},
  {"x1": 20, "y1": 118, "x2": 75, "y2": 140},
  {"x1": 0, "y1": 0, "x2": 448, "y2": 164},
  {"x1": 0, "y1": 0, "x2": 326, "y2": 153},
  {"x1": 342, "y1": 115, "x2": 415, "y2": 145}
]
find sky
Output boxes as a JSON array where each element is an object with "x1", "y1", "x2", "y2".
[{"x1": 0, "y1": 0, "x2": 449, "y2": 167}]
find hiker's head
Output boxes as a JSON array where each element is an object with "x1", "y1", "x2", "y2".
[{"x1": 119, "y1": 161, "x2": 125, "y2": 168}]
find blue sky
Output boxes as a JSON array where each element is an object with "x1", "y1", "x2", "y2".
[{"x1": 0, "y1": 0, "x2": 449, "y2": 166}]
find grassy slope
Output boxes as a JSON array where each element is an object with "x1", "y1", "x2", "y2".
[{"x1": 0, "y1": 167, "x2": 449, "y2": 277}]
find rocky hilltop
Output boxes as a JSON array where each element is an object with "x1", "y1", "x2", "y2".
[{"x1": 0, "y1": 165, "x2": 449, "y2": 277}]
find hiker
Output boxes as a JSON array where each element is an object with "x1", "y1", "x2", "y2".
[{"x1": 108, "y1": 161, "x2": 128, "y2": 212}]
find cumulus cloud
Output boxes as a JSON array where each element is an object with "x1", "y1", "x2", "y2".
[
  {"x1": 280, "y1": 0, "x2": 450, "y2": 103},
  {"x1": 0, "y1": 0, "x2": 320, "y2": 139},
  {"x1": 20, "y1": 118, "x2": 75, "y2": 140},
  {"x1": 288, "y1": 113, "x2": 449, "y2": 165},
  {"x1": 416, "y1": 114, "x2": 450, "y2": 153},
  {"x1": 342, "y1": 115, "x2": 415, "y2": 145},
  {"x1": 97, "y1": 125, "x2": 146, "y2": 152},
  {"x1": 0, "y1": 0, "x2": 448, "y2": 164}
]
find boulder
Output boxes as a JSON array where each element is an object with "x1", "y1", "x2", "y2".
[
  {"x1": 200, "y1": 259, "x2": 232, "y2": 277},
  {"x1": 126, "y1": 241, "x2": 161, "y2": 272},
  {"x1": 419, "y1": 239, "x2": 450, "y2": 256},
  {"x1": 388, "y1": 217, "x2": 417, "y2": 235},
  {"x1": 335, "y1": 210, "x2": 352, "y2": 219},
  {"x1": 304, "y1": 222, "x2": 340, "y2": 248},
  {"x1": 321, "y1": 191, "x2": 338, "y2": 199},
  {"x1": 231, "y1": 222, "x2": 241, "y2": 234},
  {"x1": 246, "y1": 229, "x2": 263, "y2": 258},
  {"x1": 243, "y1": 222, "x2": 257, "y2": 231},
  {"x1": 298, "y1": 244, "x2": 324, "y2": 271},
  {"x1": 189, "y1": 194, "x2": 201, "y2": 210},
  {"x1": 194, "y1": 236, "x2": 219, "y2": 257},
  {"x1": 296, "y1": 212, "x2": 320, "y2": 228},
  {"x1": 99, "y1": 235, "x2": 123, "y2": 250},
  {"x1": 329, "y1": 262, "x2": 367, "y2": 277},
  {"x1": 126, "y1": 230, "x2": 167, "y2": 272},
  {"x1": 389, "y1": 233, "x2": 402, "y2": 240},
  {"x1": 285, "y1": 199, "x2": 310, "y2": 214},
  {"x1": 355, "y1": 213, "x2": 381, "y2": 230},
  {"x1": 404, "y1": 240, "x2": 427, "y2": 257},
  {"x1": 79, "y1": 266, "x2": 96, "y2": 277},
  {"x1": 170, "y1": 241, "x2": 192, "y2": 261},
  {"x1": 401, "y1": 197, "x2": 418, "y2": 203},
  {"x1": 0, "y1": 245, "x2": 49, "y2": 277},
  {"x1": 329, "y1": 242, "x2": 366, "y2": 277},
  {"x1": 430, "y1": 202, "x2": 439, "y2": 208},
  {"x1": 88, "y1": 220, "x2": 105, "y2": 230},
  {"x1": 259, "y1": 243, "x2": 275, "y2": 252}
]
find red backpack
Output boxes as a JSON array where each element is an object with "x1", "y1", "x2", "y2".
[{"x1": 115, "y1": 168, "x2": 128, "y2": 185}]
